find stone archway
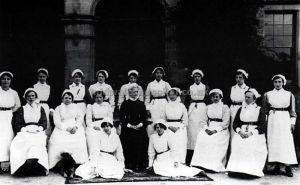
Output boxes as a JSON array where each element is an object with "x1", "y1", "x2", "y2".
[{"x1": 63, "y1": 0, "x2": 182, "y2": 87}]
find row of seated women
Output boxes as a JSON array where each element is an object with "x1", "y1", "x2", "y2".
[{"x1": 0, "y1": 67, "x2": 297, "y2": 179}]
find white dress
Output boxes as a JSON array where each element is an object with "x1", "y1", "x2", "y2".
[
  {"x1": 263, "y1": 88, "x2": 297, "y2": 164},
  {"x1": 191, "y1": 102, "x2": 230, "y2": 172},
  {"x1": 48, "y1": 103, "x2": 88, "y2": 168},
  {"x1": 187, "y1": 83, "x2": 207, "y2": 150},
  {"x1": 226, "y1": 103, "x2": 268, "y2": 177},
  {"x1": 33, "y1": 82, "x2": 52, "y2": 137},
  {"x1": 85, "y1": 102, "x2": 115, "y2": 155},
  {"x1": 69, "y1": 82, "x2": 88, "y2": 113},
  {"x1": 164, "y1": 99, "x2": 188, "y2": 163},
  {"x1": 148, "y1": 132, "x2": 201, "y2": 177},
  {"x1": 76, "y1": 131, "x2": 125, "y2": 179},
  {"x1": 145, "y1": 79, "x2": 171, "y2": 136},
  {"x1": 0, "y1": 87, "x2": 20, "y2": 162},
  {"x1": 88, "y1": 82, "x2": 115, "y2": 110},
  {"x1": 10, "y1": 104, "x2": 49, "y2": 174},
  {"x1": 229, "y1": 83, "x2": 249, "y2": 138},
  {"x1": 118, "y1": 83, "x2": 144, "y2": 109}
]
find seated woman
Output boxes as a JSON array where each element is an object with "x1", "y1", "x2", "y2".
[
  {"x1": 76, "y1": 117, "x2": 125, "y2": 180},
  {"x1": 147, "y1": 119, "x2": 205, "y2": 177},
  {"x1": 120, "y1": 83, "x2": 148, "y2": 171},
  {"x1": 86, "y1": 90, "x2": 115, "y2": 155},
  {"x1": 10, "y1": 88, "x2": 48, "y2": 176},
  {"x1": 48, "y1": 90, "x2": 88, "y2": 172},
  {"x1": 226, "y1": 88, "x2": 267, "y2": 178},
  {"x1": 191, "y1": 89, "x2": 230, "y2": 172}
]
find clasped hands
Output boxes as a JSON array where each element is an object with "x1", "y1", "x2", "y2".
[
  {"x1": 127, "y1": 123, "x2": 143, "y2": 130},
  {"x1": 205, "y1": 129, "x2": 217, "y2": 135},
  {"x1": 66, "y1": 126, "x2": 78, "y2": 134},
  {"x1": 238, "y1": 130, "x2": 253, "y2": 139}
]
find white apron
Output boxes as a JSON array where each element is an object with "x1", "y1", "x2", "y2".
[
  {"x1": 226, "y1": 125, "x2": 267, "y2": 177},
  {"x1": 0, "y1": 110, "x2": 14, "y2": 162},
  {"x1": 147, "y1": 99, "x2": 168, "y2": 137},
  {"x1": 10, "y1": 130, "x2": 49, "y2": 174},
  {"x1": 266, "y1": 89, "x2": 297, "y2": 164}
]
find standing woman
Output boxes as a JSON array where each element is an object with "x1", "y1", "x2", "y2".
[
  {"x1": 32, "y1": 68, "x2": 55, "y2": 138},
  {"x1": 48, "y1": 90, "x2": 88, "y2": 170},
  {"x1": 263, "y1": 74, "x2": 297, "y2": 177},
  {"x1": 117, "y1": 70, "x2": 144, "y2": 109},
  {"x1": 164, "y1": 87, "x2": 188, "y2": 164},
  {"x1": 89, "y1": 70, "x2": 115, "y2": 111},
  {"x1": 69, "y1": 69, "x2": 92, "y2": 114},
  {"x1": 228, "y1": 69, "x2": 250, "y2": 137},
  {"x1": 86, "y1": 91, "x2": 114, "y2": 155},
  {"x1": 145, "y1": 67, "x2": 171, "y2": 137},
  {"x1": 187, "y1": 69, "x2": 209, "y2": 163},
  {"x1": 0, "y1": 71, "x2": 21, "y2": 173},
  {"x1": 191, "y1": 89, "x2": 230, "y2": 172},
  {"x1": 227, "y1": 88, "x2": 267, "y2": 178},
  {"x1": 120, "y1": 83, "x2": 148, "y2": 171},
  {"x1": 10, "y1": 88, "x2": 49, "y2": 176}
]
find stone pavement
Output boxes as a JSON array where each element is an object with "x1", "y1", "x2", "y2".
[{"x1": 0, "y1": 168, "x2": 299, "y2": 185}]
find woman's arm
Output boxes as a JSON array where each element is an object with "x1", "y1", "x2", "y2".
[
  {"x1": 233, "y1": 107, "x2": 243, "y2": 133},
  {"x1": 85, "y1": 104, "x2": 93, "y2": 127},
  {"x1": 38, "y1": 107, "x2": 47, "y2": 130},
  {"x1": 255, "y1": 108, "x2": 267, "y2": 134},
  {"x1": 12, "y1": 107, "x2": 25, "y2": 133},
  {"x1": 148, "y1": 136, "x2": 155, "y2": 167}
]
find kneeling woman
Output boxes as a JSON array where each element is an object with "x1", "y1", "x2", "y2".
[
  {"x1": 148, "y1": 119, "x2": 204, "y2": 177},
  {"x1": 226, "y1": 88, "x2": 267, "y2": 178},
  {"x1": 10, "y1": 88, "x2": 49, "y2": 176},
  {"x1": 48, "y1": 90, "x2": 88, "y2": 170},
  {"x1": 191, "y1": 89, "x2": 230, "y2": 172},
  {"x1": 76, "y1": 118, "x2": 125, "y2": 180}
]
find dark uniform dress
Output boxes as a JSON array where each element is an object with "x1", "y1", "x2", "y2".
[{"x1": 120, "y1": 98, "x2": 148, "y2": 170}]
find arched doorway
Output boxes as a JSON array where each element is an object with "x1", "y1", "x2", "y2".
[{"x1": 94, "y1": 0, "x2": 165, "y2": 91}]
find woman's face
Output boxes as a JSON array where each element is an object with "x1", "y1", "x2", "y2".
[
  {"x1": 168, "y1": 90, "x2": 178, "y2": 102},
  {"x1": 129, "y1": 87, "x2": 139, "y2": 99},
  {"x1": 38, "y1": 72, "x2": 47, "y2": 84},
  {"x1": 273, "y1": 78, "x2": 283, "y2": 90},
  {"x1": 26, "y1": 91, "x2": 36, "y2": 104},
  {"x1": 62, "y1": 94, "x2": 73, "y2": 105},
  {"x1": 97, "y1": 73, "x2": 105, "y2": 83},
  {"x1": 103, "y1": 124, "x2": 112, "y2": 134},
  {"x1": 211, "y1": 93, "x2": 221, "y2": 104},
  {"x1": 94, "y1": 93, "x2": 104, "y2": 104},
  {"x1": 155, "y1": 125, "x2": 165, "y2": 136},
  {"x1": 1, "y1": 75, "x2": 11, "y2": 88},
  {"x1": 155, "y1": 70, "x2": 163, "y2": 81},
  {"x1": 245, "y1": 92, "x2": 255, "y2": 105},
  {"x1": 193, "y1": 73, "x2": 202, "y2": 84},
  {"x1": 73, "y1": 73, "x2": 82, "y2": 84},
  {"x1": 235, "y1": 74, "x2": 245, "y2": 86},
  {"x1": 129, "y1": 75, "x2": 137, "y2": 83}
]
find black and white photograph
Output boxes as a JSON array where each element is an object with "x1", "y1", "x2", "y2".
[{"x1": 0, "y1": 0, "x2": 300, "y2": 184}]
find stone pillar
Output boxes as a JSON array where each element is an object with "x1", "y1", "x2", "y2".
[{"x1": 63, "y1": 16, "x2": 96, "y2": 87}]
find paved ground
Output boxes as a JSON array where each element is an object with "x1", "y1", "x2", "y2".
[{"x1": 0, "y1": 168, "x2": 300, "y2": 185}]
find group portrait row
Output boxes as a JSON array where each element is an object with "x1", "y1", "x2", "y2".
[{"x1": 0, "y1": 67, "x2": 298, "y2": 180}]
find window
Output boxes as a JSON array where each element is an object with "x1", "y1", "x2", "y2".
[{"x1": 263, "y1": 11, "x2": 297, "y2": 83}]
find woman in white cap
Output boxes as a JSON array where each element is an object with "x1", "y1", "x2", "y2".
[
  {"x1": 163, "y1": 87, "x2": 188, "y2": 164},
  {"x1": 117, "y1": 70, "x2": 144, "y2": 109},
  {"x1": 0, "y1": 71, "x2": 21, "y2": 173},
  {"x1": 48, "y1": 90, "x2": 88, "y2": 170},
  {"x1": 228, "y1": 69, "x2": 250, "y2": 138},
  {"x1": 119, "y1": 83, "x2": 148, "y2": 171},
  {"x1": 32, "y1": 68, "x2": 55, "y2": 139},
  {"x1": 187, "y1": 69, "x2": 209, "y2": 164},
  {"x1": 89, "y1": 70, "x2": 115, "y2": 111},
  {"x1": 76, "y1": 117, "x2": 125, "y2": 180},
  {"x1": 10, "y1": 88, "x2": 49, "y2": 176},
  {"x1": 86, "y1": 90, "x2": 114, "y2": 155},
  {"x1": 69, "y1": 69, "x2": 92, "y2": 114},
  {"x1": 262, "y1": 74, "x2": 297, "y2": 177},
  {"x1": 145, "y1": 67, "x2": 171, "y2": 137},
  {"x1": 227, "y1": 88, "x2": 267, "y2": 178},
  {"x1": 191, "y1": 89, "x2": 230, "y2": 173},
  {"x1": 147, "y1": 119, "x2": 205, "y2": 177}
]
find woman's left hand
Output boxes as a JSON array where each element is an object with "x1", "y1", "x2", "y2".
[
  {"x1": 174, "y1": 162, "x2": 179, "y2": 168},
  {"x1": 291, "y1": 124, "x2": 295, "y2": 133}
]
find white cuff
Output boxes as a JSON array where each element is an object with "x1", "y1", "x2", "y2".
[
  {"x1": 21, "y1": 127, "x2": 27, "y2": 132},
  {"x1": 38, "y1": 126, "x2": 44, "y2": 131},
  {"x1": 215, "y1": 126, "x2": 223, "y2": 132},
  {"x1": 291, "y1": 117, "x2": 296, "y2": 125},
  {"x1": 127, "y1": 123, "x2": 132, "y2": 128},
  {"x1": 236, "y1": 127, "x2": 241, "y2": 133},
  {"x1": 252, "y1": 129, "x2": 259, "y2": 135},
  {"x1": 49, "y1": 108, "x2": 54, "y2": 113}
]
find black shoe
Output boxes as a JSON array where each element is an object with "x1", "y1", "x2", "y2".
[
  {"x1": 271, "y1": 165, "x2": 280, "y2": 175},
  {"x1": 285, "y1": 166, "x2": 293, "y2": 177}
]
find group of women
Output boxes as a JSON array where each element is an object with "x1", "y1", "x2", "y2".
[{"x1": 0, "y1": 67, "x2": 298, "y2": 180}]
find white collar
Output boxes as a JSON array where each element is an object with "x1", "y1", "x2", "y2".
[
  {"x1": 193, "y1": 82, "x2": 203, "y2": 86},
  {"x1": 242, "y1": 101, "x2": 257, "y2": 109},
  {"x1": 71, "y1": 82, "x2": 83, "y2": 87},
  {"x1": 273, "y1": 88, "x2": 284, "y2": 92},
  {"x1": 37, "y1": 81, "x2": 48, "y2": 86},
  {"x1": 97, "y1": 82, "x2": 106, "y2": 86},
  {"x1": 0, "y1": 87, "x2": 10, "y2": 91},
  {"x1": 234, "y1": 83, "x2": 247, "y2": 89},
  {"x1": 154, "y1": 79, "x2": 164, "y2": 84}
]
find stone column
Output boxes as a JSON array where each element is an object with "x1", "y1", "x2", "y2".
[{"x1": 63, "y1": 15, "x2": 96, "y2": 88}]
